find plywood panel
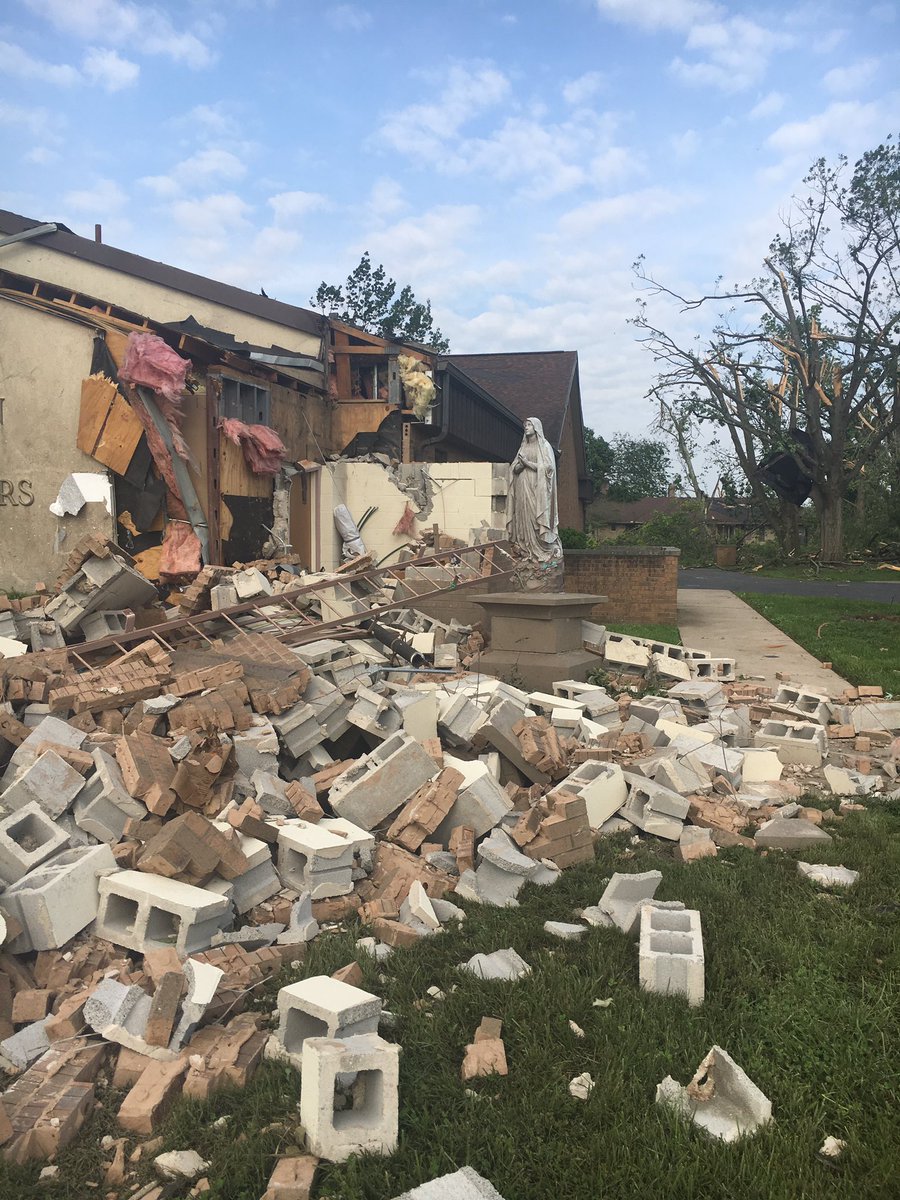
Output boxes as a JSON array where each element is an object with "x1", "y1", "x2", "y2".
[
  {"x1": 76, "y1": 374, "x2": 117, "y2": 455},
  {"x1": 93, "y1": 392, "x2": 143, "y2": 474}
]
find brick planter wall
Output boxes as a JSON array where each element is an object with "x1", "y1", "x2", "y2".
[{"x1": 563, "y1": 546, "x2": 680, "y2": 625}]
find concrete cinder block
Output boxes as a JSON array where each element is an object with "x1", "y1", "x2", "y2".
[
  {"x1": 437, "y1": 693, "x2": 487, "y2": 748},
  {"x1": 656, "y1": 1045, "x2": 772, "y2": 1141},
  {"x1": 459, "y1": 948, "x2": 531, "y2": 980},
  {"x1": 550, "y1": 761, "x2": 627, "y2": 827},
  {"x1": 95, "y1": 870, "x2": 231, "y2": 955},
  {"x1": 0, "y1": 801, "x2": 69, "y2": 884},
  {"x1": 74, "y1": 748, "x2": 146, "y2": 843},
  {"x1": 754, "y1": 719, "x2": 826, "y2": 767},
  {"x1": 0, "y1": 843, "x2": 117, "y2": 952},
  {"x1": 432, "y1": 757, "x2": 512, "y2": 844},
  {"x1": 272, "y1": 702, "x2": 325, "y2": 760},
  {"x1": 329, "y1": 734, "x2": 440, "y2": 830},
  {"x1": 276, "y1": 822, "x2": 355, "y2": 899},
  {"x1": 684, "y1": 743, "x2": 744, "y2": 787},
  {"x1": 741, "y1": 750, "x2": 783, "y2": 783},
  {"x1": 278, "y1": 976, "x2": 381, "y2": 1066},
  {"x1": 620, "y1": 778, "x2": 687, "y2": 841},
  {"x1": 0, "y1": 716, "x2": 86, "y2": 789},
  {"x1": 300, "y1": 1033, "x2": 400, "y2": 1162},
  {"x1": 773, "y1": 685, "x2": 833, "y2": 725},
  {"x1": 639, "y1": 905, "x2": 704, "y2": 1006},
  {"x1": 471, "y1": 829, "x2": 546, "y2": 908},
  {"x1": 232, "y1": 718, "x2": 280, "y2": 777},
  {"x1": 603, "y1": 636, "x2": 650, "y2": 669},
  {"x1": 598, "y1": 870, "x2": 662, "y2": 935},
  {"x1": 390, "y1": 1167, "x2": 508, "y2": 1200},
  {"x1": 0, "y1": 750, "x2": 85, "y2": 818}
]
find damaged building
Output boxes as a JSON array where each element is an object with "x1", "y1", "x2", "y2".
[{"x1": 0, "y1": 211, "x2": 590, "y2": 593}]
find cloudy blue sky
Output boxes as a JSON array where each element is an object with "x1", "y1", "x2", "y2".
[{"x1": 1, "y1": 0, "x2": 898, "y2": 442}]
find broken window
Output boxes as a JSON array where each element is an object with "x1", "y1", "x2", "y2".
[{"x1": 220, "y1": 376, "x2": 271, "y2": 425}]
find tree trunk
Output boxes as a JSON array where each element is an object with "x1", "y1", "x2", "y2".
[
  {"x1": 818, "y1": 495, "x2": 844, "y2": 561},
  {"x1": 777, "y1": 501, "x2": 801, "y2": 556}
]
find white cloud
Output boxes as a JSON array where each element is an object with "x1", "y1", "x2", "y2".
[
  {"x1": 64, "y1": 177, "x2": 127, "y2": 215},
  {"x1": 670, "y1": 129, "x2": 700, "y2": 160},
  {"x1": 367, "y1": 177, "x2": 408, "y2": 221},
  {"x1": 378, "y1": 63, "x2": 511, "y2": 158},
  {"x1": 268, "y1": 191, "x2": 329, "y2": 225},
  {"x1": 594, "y1": 0, "x2": 720, "y2": 34},
  {"x1": 139, "y1": 174, "x2": 182, "y2": 198},
  {"x1": 0, "y1": 101, "x2": 57, "y2": 137},
  {"x1": 81, "y1": 46, "x2": 139, "y2": 91},
  {"x1": 765, "y1": 99, "x2": 886, "y2": 158},
  {"x1": 379, "y1": 66, "x2": 633, "y2": 199},
  {"x1": 170, "y1": 192, "x2": 252, "y2": 235},
  {"x1": 671, "y1": 17, "x2": 792, "y2": 91},
  {"x1": 0, "y1": 40, "x2": 80, "y2": 86},
  {"x1": 174, "y1": 103, "x2": 240, "y2": 137},
  {"x1": 24, "y1": 146, "x2": 60, "y2": 165},
  {"x1": 749, "y1": 91, "x2": 785, "y2": 119},
  {"x1": 139, "y1": 148, "x2": 248, "y2": 200},
  {"x1": 326, "y1": 5, "x2": 372, "y2": 32},
  {"x1": 558, "y1": 186, "x2": 695, "y2": 237},
  {"x1": 25, "y1": 0, "x2": 214, "y2": 67},
  {"x1": 822, "y1": 58, "x2": 879, "y2": 95},
  {"x1": 563, "y1": 71, "x2": 607, "y2": 105},
  {"x1": 178, "y1": 148, "x2": 247, "y2": 181},
  {"x1": 357, "y1": 204, "x2": 482, "y2": 281}
]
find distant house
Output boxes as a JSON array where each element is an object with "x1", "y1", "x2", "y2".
[
  {"x1": 589, "y1": 495, "x2": 771, "y2": 542},
  {"x1": 446, "y1": 351, "x2": 593, "y2": 530}
]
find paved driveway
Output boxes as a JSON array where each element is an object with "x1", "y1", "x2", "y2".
[{"x1": 679, "y1": 568, "x2": 900, "y2": 604}]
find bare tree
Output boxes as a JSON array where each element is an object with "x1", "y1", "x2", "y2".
[{"x1": 633, "y1": 137, "x2": 900, "y2": 561}]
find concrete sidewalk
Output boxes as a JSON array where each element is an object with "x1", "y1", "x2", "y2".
[{"x1": 678, "y1": 588, "x2": 852, "y2": 696}]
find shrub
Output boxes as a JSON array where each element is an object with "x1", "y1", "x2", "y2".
[
  {"x1": 559, "y1": 527, "x2": 593, "y2": 549},
  {"x1": 613, "y1": 503, "x2": 714, "y2": 567}
]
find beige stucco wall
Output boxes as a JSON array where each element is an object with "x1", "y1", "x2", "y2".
[
  {"x1": 318, "y1": 461, "x2": 509, "y2": 571},
  {"x1": 1, "y1": 242, "x2": 321, "y2": 359},
  {"x1": 0, "y1": 303, "x2": 115, "y2": 593}
]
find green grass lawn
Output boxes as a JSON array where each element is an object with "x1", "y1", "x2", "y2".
[
  {"x1": 738, "y1": 564, "x2": 900, "y2": 584},
  {"x1": 6, "y1": 805, "x2": 900, "y2": 1200},
  {"x1": 739, "y1": 593, "x2": 900, "y2": 693},
  {"x1": 606, "y1": 621, "x2": 681, "y2": 645}
]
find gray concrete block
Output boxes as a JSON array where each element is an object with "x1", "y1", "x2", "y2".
[
  {"x1": 459, "y1": 948, "x2": 531, "y2": 980},
  {"x1": 639, "y1": 905, "x2": 704, "y2": 1006},
  {"x1": 754, "y1": 818, "x2": 833, "y2": 849},
  {"x1": 598, "y1": 870, "x2": 662, "y2": 935},
  {"x1": 656, "y1": 1045, "x2": 772, "y2": 1141},
  {"x1": 329, "y1": 734, "x2": 439, "y2": 830},
  {"x1": 95, "y1": 870, "x2": 231, "y2": 954},
  {"x1": 0, "y1": 843, "x2": 117, "y2": 951},
  {"x1": 390, "y1": 1166, "x2": 508, "y2": 1199},
  {"x1": 278, "y1": 975, "x2": 381, "y2": 1066},
  {"x1": 0, "y1": 801, "x2": 69, "y2": 883},
  {"x1": 1, "y1": 750, "x2": 85, "y2": 818},
  {"x1": 74, "y1": 749, "x2": 145, "y2": 843}
]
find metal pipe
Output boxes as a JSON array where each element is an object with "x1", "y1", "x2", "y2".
[
  {"x1": 362, "y1": 618, "x2": 427, "y2": 667},
  {"x1": 0, "y1": 222, "x2": 59, "y2": 251}
]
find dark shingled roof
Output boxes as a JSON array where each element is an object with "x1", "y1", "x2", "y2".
[
  {"x1": 0, "y1": 209, "x2": 323, "y2": 339},
  {"x1": 445, "y1": 350, "x2": 579, "y2": 451}
]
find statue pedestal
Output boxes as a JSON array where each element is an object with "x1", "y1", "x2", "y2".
[{"x1": 474, "y1": 592, "x2": 606, "y2": 692}]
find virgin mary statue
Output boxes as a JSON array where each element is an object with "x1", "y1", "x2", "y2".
[{"x1": 507, "y1": 417, "x2": 563, "y2": 564}]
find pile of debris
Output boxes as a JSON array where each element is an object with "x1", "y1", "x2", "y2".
[{"x1": 0, "y1": 544, "x2": 896, "y2": 1196}]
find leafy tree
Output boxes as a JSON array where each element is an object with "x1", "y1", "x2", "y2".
[
  {"x1": 583, "y1": 426, "x2": 614, "y2": 491},
  {"x1": 606, "y1": 434, "x2": 672, "y2": 502},
  {"x1": 311, "y1": 252, "x2": 450, "y2": 353},
  {"x1": 633, "y1": 136, "x2": 900, "y2": 561}
]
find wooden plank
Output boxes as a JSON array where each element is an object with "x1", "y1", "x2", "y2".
[
  {"x1": 93, "y1": 392, "x2": 143, "y2": 474},
  {"x1": 76, "y1": 374, "x2": 117, "y2": 456}
]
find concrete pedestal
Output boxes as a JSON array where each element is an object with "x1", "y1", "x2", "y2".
[{"x1": 475, "y1": 592, "x2": 605, "y2": 692}]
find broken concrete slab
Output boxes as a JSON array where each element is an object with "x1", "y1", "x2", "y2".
[{"x1": 656, "y1": 1045, "x2": 772, "y2": 1141}]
